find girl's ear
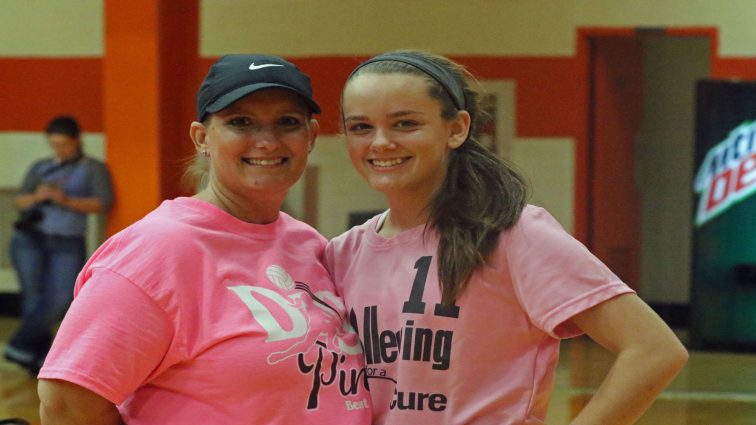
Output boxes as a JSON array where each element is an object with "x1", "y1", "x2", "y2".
[{"x1": 447, "y1": 110, "x2": 471, "y2": 149}]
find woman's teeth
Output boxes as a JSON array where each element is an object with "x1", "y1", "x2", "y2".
[{"x1": 244, "y1": 158, "x2": 285, "y2": 166}]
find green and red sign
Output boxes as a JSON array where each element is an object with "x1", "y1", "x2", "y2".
[{"x1": 694, "y1": 121, "x2": 756, "y2": 226}]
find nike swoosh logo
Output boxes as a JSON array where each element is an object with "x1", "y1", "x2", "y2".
[{"x1": 249, "y1": 63, "x2": 285, "y2": 70}]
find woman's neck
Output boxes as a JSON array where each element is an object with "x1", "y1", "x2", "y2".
[{"x1": 194, "y1": 185, "x2": 282, "y2": 224}]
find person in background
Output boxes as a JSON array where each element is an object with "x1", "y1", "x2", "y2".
[
  {"x1": 36, "y1": 54, "x2": 371, "y2": 424},
  {"x1": 4, "y1": 116, "x2": 113, "y2": 375},
  {"x1": 326, "y1": 50, "x2": 688, "y2": 425}
]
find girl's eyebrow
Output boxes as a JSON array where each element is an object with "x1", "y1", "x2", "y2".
[
  {"x1": 344, "y1": 110, "x2": 424, "y2": 122},
  {"x1": 389, "y1": 110, "x2": 424, "y2": 118}
]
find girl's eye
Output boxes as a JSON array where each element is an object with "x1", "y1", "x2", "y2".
[
  {"x1": 347, "y1": 123, "x2": 372, "y2": 133},
  {"x1": 395, "y1": 120, "x2": 418, "y2": 129}
]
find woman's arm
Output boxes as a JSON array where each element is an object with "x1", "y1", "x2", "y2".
[
  {"x1": 13, "y1": 184, "x2": 104, "y2": 213},
  {"x1": 14, "y1": 191, "x2": 43, "y2": 210},
  {"x1": 38, "y1": 379, "x2": 123, "y2": 425},
  {"x1": 567, "y1": 293, "x2": 688, "y2": 425},
  {"x1": 49, "y1": 190, "x2": 106, "y2": 214},
  {"x1": 38, "y1": 269, "x2": 176, "y2": 424}
]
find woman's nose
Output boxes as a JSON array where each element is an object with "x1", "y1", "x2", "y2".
[{"x1": 251, "y1": 127, "x2": 279, "y2": 149}]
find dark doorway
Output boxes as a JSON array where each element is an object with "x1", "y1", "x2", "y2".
[{"x1": 587, "y1": 31, "x2": 711, "y2": 319}]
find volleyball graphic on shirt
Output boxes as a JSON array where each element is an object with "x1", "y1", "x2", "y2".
[
  {"x1": 227, "y1": 263, "x2": 368, "y2": 410},
  {"x1": 266, "y1": 264, "x2": 295, "y2": 290},
  {"x1": 230, "y1": 264, "x2": 362, "y2": 362}
]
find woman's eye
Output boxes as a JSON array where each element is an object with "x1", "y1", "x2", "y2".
[
  {"x1": 228, "y1": 117, "x2": 251, "y2": 127},
  {"x1": 278, "y1": 116, "x2": 304, "y2": 128}
]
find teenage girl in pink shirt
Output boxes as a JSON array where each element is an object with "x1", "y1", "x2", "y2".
[
  {"x1": 36, "y1": 55, "x2": 371, "y2": 425},
  {"x1": 326, "y1": 50, "x2": 688, "y2": 424}
]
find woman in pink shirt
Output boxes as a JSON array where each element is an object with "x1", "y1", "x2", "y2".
[
  {"x1": 36, "y1": 54, "x2": 371, "y2": 424},
  {"x1": 326, "y1": 50, "x2": 688, "y2": 424}
]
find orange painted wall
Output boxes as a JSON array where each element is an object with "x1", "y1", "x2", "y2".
[
  {"x1": 589, "y1": 38, "x2": 643, "y2": 289},
  {"x1": 713, "y1": 59, "x2": 756, "y2": 80},
  {"x1": 102, "y1": 0, "x2": 163, "y2": 234},
  {"x1": 4, "y1": 29, "x2": 756, "y2": 237},
  {"x1": 0, "y1": 58, "x2": 103, "y2": 132}
]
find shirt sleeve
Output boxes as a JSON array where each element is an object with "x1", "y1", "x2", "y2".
[
  {"x1": 85, "y1": 158, "x2": 115, "y2": 211},
  {"x1": 504, "y1": 207, "x2": 634, "y2": 339},
  {"x1": 17, "y1": 161, "x2": 44, "y2": 194},
  {"x1": 324, "y1": 241, "x2": 336, "y2": 276},
  {"x1": 39, "y1": 268, "x2": 175, "y2": 404}
]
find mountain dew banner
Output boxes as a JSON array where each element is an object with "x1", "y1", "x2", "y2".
[
  {"x1": 694, "y1": 121, "x2": 756, "y2": 226},
  {"x1": 691, "y1": 80, "x2": 756, "y2": 349}
]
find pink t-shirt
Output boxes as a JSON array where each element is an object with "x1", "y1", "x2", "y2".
[
  {"x1": 40, "y1": 197, "x2": 371, "y2": 424},
  {"x1": 325, "y1": 205, "x2": 634, "y2": 425}
]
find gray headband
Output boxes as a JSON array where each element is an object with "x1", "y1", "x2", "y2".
[{"x1": 349, "y1": 53, "x2": 466, "y2": 110}]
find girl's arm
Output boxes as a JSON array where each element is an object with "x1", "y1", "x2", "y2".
[
  {"x1": 38, "y1": 379, "x2": 124, "y2": 425},
  {"x1": 567, "y1": 293, "x2": 688, "y2": 425}
]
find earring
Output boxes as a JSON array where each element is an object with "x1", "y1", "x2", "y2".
[{"x1": 200, "y1": 146, "x2": 209, "y2": 157}]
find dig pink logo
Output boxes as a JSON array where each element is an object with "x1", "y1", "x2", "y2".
[
  {"x1": 227, "y1": 265, "x2": 368, "y2": 410},
  {"x1": 694, "y1": 121, "x2": 756, "y2": 226}
]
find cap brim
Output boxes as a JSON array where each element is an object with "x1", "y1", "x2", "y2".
[{"x1": 205, "y1": 83, "x2": 321, "y2": 116}]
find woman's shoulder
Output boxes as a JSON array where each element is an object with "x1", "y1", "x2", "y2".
[
  {"x1": 93, "y1": 201, "x2": 199, "y2": 262},
  {"x1": 278, "y1": 212, "x2": 327, "y2": 244},
  {"x1": 82, "y1": 202, "x2": 206, "y2": 298},
  {"x1": 27, "y1": 157, "x2": 56, "y2": 172},
  {"x1": 81, "y1": 156, "x2": 109, "y2": 171}
]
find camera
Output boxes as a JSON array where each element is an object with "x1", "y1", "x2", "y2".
[{"x1": 13, "y1": 205, "x2": 45, "y2": 232}]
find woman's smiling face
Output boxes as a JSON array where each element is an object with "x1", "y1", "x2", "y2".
[{"x1": 198, "y1": 88, "x2": 318, "y2": 203}]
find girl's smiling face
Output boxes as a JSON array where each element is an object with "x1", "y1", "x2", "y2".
[{"x1": 342, "y1": 73, "x2": 468, "y2": 202}]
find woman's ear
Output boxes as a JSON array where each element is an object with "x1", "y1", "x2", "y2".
[
  {"x1": 447, "y1": 110, "x2": 471, "y2": 150},
  {"x1": 307, "y1": 119, "x2": 320, "y2": 153},
  {"x1": 190, "y1": 121, "x2": 208, "y2": 154}
]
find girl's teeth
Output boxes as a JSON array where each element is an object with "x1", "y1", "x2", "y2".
[{"x1": 372, "y1": 158, "x2": 405, "y2": 167}]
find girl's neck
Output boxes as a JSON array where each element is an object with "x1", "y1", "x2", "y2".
[{"x1": 379, "y1": 193, "x2": 432, "y2": 236}]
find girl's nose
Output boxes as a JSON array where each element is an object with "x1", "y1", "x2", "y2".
[{"x1": 370, "y1": 129, "x2": 396, "y2": 151}]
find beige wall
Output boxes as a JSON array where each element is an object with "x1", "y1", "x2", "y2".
[
  {"x1": 0, "y1": 0, "x2": 102, "y2": 57},
  {"x1": 511, "y1": 138, "x2": 575, "y2": 233},
  {"x1": 5, "y1": 1, "x2": 754, "y2": 58},
  {"x1": 200, "y1": 0, "x2": 756, "y2": 57}
]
